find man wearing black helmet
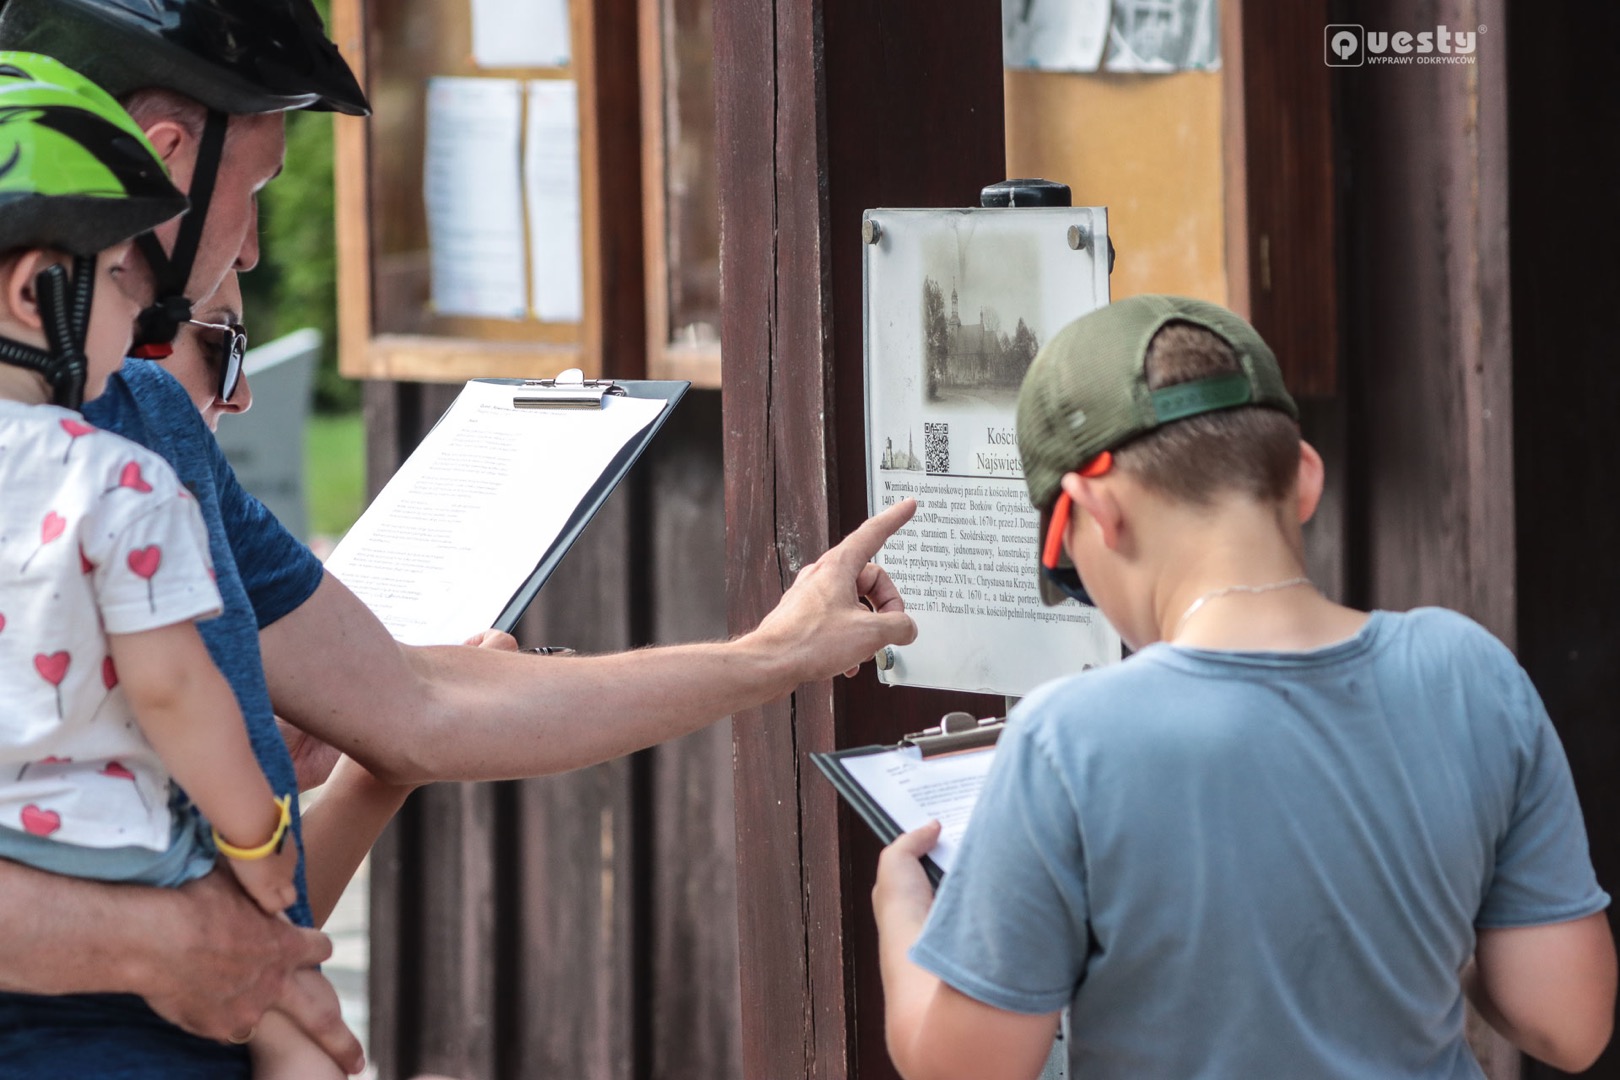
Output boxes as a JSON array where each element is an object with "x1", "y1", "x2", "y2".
[{"x1": 0, "y1": 2, "x2": 918, "y2": 1077}]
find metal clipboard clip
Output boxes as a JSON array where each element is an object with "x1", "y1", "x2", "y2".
[
  {"x1": 901, "y1": 711, "x2": 1004, "y2": 757},
  {"x1": 513, "y1": 367, "x2": 629, "y2": 409}
]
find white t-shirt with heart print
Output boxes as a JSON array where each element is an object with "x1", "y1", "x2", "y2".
[{"x1": 0, "y1": 400, "x2": 222, "y2": 851}]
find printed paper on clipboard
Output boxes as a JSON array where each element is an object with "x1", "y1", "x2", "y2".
[
  {"x1": 324, "y1": 377, "x2": 686, "y2": 645},
  {"x1": 862, "y1": 206, "x2": 1122, "y2": 696}
]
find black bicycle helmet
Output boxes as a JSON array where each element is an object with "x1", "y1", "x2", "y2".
[
  {"x1": 0, "y1": 52, "x2": 189, "y2": 408},
  {"x1": 0, "y1": 0, "x2": 369, "y2": 117},
  {"x1": 0, "y1": 0, "x2": 369, "y2": 353}
]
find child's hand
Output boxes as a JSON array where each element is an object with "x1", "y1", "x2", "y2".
[
  {"x1": 223, "y1": 839, "x2": 300, "y2": 917},
  {"x1": 872, "y1": 820, "x2": 942, "y2": 928}
]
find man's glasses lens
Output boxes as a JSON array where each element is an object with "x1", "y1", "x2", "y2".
[
  {"x1": 186, "y1": 320, "x2": 248, "y2": 402},
  {"x1": 220, "y1": 323, "x2": 247, "y2": 402}
]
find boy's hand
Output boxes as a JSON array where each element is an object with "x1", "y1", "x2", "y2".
[
  {"x1": 223, "y1": 840, "x2": 300, "y2": 917},
  {"x1": 873, "y1": 820, "x2": 942, "y2": 931}
]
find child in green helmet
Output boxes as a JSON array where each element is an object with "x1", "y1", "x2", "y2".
[
  {"x1": 870, "y1": 296, "x2": 1614, "y2": 1078},
  {"x1": 0, "y1": 54, "x2": 350, "y2": 1078}
]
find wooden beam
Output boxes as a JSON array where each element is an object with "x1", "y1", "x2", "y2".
[{"x1": 717, "y1": 1, "x2": 1005, "y2": 1076}]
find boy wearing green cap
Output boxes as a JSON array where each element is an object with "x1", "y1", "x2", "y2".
[
  {"x1": 0, "y1": 55, "x2": 347, "y2": 1078},
  {"x1": 871, "y1": 296, "x2": 1615, "y2": 1078}
]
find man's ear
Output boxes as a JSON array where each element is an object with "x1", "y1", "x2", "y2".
[
  {"x1": 1061, "y1": 470, "x2": 1125, "y2": 552},
  {"x1": 1296, "y1": 440, "x2": 1325, "y2": 524},
  {"x1": 141, "y1": 120, "x2": 196, "y2": 191}
]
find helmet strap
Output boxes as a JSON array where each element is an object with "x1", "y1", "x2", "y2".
[
  {"x1": 132, "y1": 107, "x2": 230, "y2": 356},
  {"x1": 0, "y1": 256, "x2": 97, "y2": 410}
]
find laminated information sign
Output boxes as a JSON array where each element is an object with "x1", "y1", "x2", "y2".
[{"x1": 862, "y1": 206, "x2": 1122, "y2": 695}]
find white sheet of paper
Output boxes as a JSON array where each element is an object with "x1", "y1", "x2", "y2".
[
  {"x1": 424, "y1": 77, "x2": 528, "y2": 320},
  {"x1": 471, "y1": 0, "x2": 571, "y2": 69},
  {"x1": 840, "y1": 745, "x2": 998, "y2": 874},
  {"x1": 324, "y1": 382, "x2": 664, "y2": 645},
  {"x1": 525, "y1": 80, "x2": 585, "y2": 323}
]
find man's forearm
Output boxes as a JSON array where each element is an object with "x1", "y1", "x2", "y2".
[
  {"x1": 263, "y1": 501, "x2": 916, "y2": 785},
  {"x1": 0, "y1": 858, "x2": 166, "y2": 997},
  {"x1": 263, "y1": 576, "x2": 798, "y2": 784}
]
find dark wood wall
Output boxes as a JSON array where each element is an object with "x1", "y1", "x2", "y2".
[
  {"x1": 365, "y1": 387, "x2": 739, "y2": 1080},
  {"x1": 362, "y1": 1, "x2": 1620, "y2": 1077},
  {"x1": 1506, "y1": 3, "x2": 1620, "y2": 1077}
]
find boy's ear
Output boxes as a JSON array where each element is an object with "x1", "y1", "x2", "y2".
[
  {"x1": 1296, "y1": 440, "x2": 1326, "y2": 524},
  {"x1": 1061, "y1": 470, "x2": 1125, "y2": 552}
]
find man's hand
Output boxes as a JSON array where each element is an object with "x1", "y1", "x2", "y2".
[
  {"x1": 275, "y1": 967, "x2": 367, "y2": 1076},
  {"x1": 751, "y1": 499, "x2": 919, "y2": 684},
  {"x1": 141, "y1": 869, "x2": 335, "y2": 1042},
  {"x1": 462, "y1": 629, "x2": 520, "y2": 650}
]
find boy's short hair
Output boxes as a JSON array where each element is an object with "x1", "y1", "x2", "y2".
[
  {"x1": 1114, "y1": 321, "x2": 1301, "y2": 505},
  {"x1": 1017, "y1": 295, "x2": 1299, "y2": 511},
  {"x1": 1016, "y1": 296, "x2": 1300, "y2": 603}
]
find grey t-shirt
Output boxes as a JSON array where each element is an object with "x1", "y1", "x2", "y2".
[{"x1": 911, "y1": 608, "x2": 1608, "y2": 1079}]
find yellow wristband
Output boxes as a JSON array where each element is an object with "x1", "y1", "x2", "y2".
[{"x1": 212, "y1": 793, "x2": 293, "y2": 861}]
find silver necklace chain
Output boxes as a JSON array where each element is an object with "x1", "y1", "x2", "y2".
[{"x1": 1173, "y1": 577, "x2": 1314, "y2": 640}]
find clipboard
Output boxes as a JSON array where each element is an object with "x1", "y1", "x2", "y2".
[
  {"x1": 485, "y1": 371, "x2": 689, "y2": 632},
  {"x1": 324, "y1": 369, "x2": 688, "y2": 645},
  {"x1": 811, "y1": 711, "x2": 1005, "y2": 885}
]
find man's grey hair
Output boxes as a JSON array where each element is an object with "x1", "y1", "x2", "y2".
[{"x1": 118, "y1": 88, "x2": 211, "y2": 141}]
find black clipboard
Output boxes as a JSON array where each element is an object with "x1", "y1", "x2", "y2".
[
  {"x1": 811, "y1": 712, "x2": 1004, "y2": 886},
  {"x1": 466, "y1": 372, "x2": 689, "y2": 633}
]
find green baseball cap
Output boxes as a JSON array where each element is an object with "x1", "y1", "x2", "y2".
[{"x1": 1017, "y1": 295, "x2": 1299, "y2": 605}]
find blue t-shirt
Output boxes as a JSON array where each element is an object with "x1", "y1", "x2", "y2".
[
  {"x1": 912, "y1": 608, "x2": 1609, "y2": 1080},
  {"x1": 0, "y1": 359, "x2": 326, "y2": 1077}
]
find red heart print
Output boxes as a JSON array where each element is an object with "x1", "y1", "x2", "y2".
[
  {"x1": 39, "y1": 756, "x2": 69, "y2": 765},
  {"x1": 117, "y1": 462, "x2": 153, "y2": 493},
  {"x1": 127, "y1": 546, "x2": 162, "y2": 580},
  {"x1": 101, "y1": 761, "x2": 135, "y2": 781},
  {"x1": 0, "y1": 612, "x2": 5, "y2": 634},
  {"x1": 102, "y1": 656, "x2": 118, "y2": 690},
  {"x1": 40, "y1": 512, "x2": 65, "y2": 545},
  {"x1": 19, "y1": 805, "x2": 60, "y2": 836},
  {"x1": 79, "y1": 546, "x2": 95, "y2": 575},
  {"x1": 60, "y1": 419, "x2": 96, "y2": 438},
  {"x1": 33, "y1": 652, "x2": 69, "y2": 686}
]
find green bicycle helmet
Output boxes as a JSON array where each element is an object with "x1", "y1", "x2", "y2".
[
  {"x1": 0, "y1": 52, "x2": 188, "y2": 408},
  {"x1": 0, "y1": 0, "x2": 370, "y2": 353}
]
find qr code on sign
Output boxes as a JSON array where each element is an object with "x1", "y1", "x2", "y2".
[{"x1": 924, "y1": 422, "x2": 950, "y2": 474}]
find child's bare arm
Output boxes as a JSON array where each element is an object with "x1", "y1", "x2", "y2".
[
  {"x1": 1468, "y1": 911, "x2": 1616, "y2": 1072},
  {"x1": 299, "y1": 756, "x2": 417, "y2": 927},
  {"x1": 107, "y1": 621, "x2": 296, "y2": 914}
]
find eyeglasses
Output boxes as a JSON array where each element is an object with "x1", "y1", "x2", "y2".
[
  {"x1": 186, "y1": 319, "x2": 247, "y2": 403},
  {"x1": 1039, "y1": 451, "x2": 1114, "y2": 607}
]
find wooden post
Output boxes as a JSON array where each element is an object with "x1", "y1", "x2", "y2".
[{"x1": 716, "y1": 1, "x2": 1005, "y2": 1076}]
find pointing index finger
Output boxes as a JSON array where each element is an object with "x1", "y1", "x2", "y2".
[{"x1": 829, "y1": 499, "x2": 917, "y2": 571}]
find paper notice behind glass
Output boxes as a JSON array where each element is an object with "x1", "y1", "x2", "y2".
[
  {"x1": 471, "y1": 0, "x2": 571, "y2": 68},
  {"x1": 1002, "y1": 0, "x2": 1109, "y2": 72},
  {"x1": 1104, "y1": 0, "x2": 1222, "y2": 72},
  {"x1": 525, "y1": 80, "x2": 584, "y2": 323},
  {"x1": 425, "y1": 77, "x2": 528, "y2": 319},
  {"x1": 862, "y1": 206, "x2": 1121, "y2": 696},
  {"x1": 324, "y1": 382, "x2": 664, "y2": 646}
]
